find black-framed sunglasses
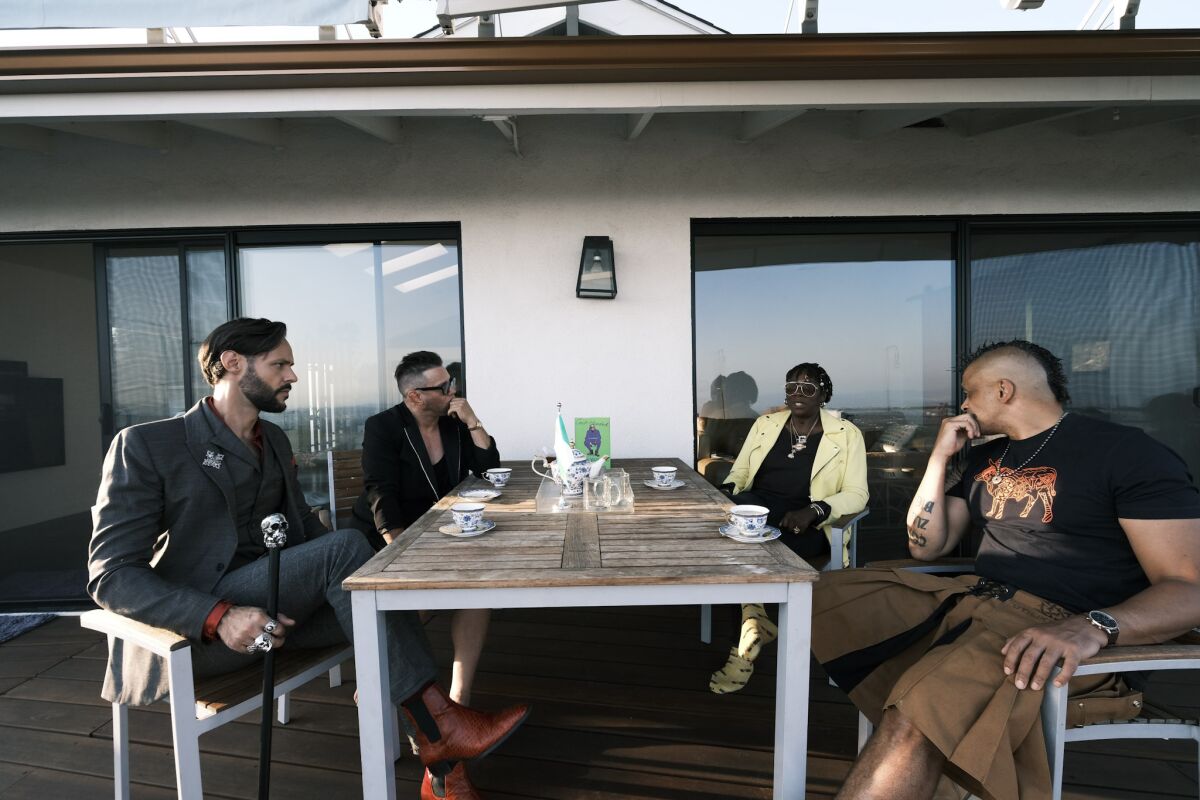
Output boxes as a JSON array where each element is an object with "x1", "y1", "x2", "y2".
[
  {"x1": 414, "y1": 377, "x2": 457, "y2": 395},
  {"x1": 784, "y1": 381, "x2": 820, "y2": 398}
]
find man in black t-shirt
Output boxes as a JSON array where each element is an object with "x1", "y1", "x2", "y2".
[
  {"x1": 811, "y1": 340, "x2": 1200, "y2": 800},
  {"x1": 948, "y1": 409, "x2": 1199, "y2": 613}
]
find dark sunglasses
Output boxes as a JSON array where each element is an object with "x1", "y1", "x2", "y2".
[
  {"x1": 784, "y1": 381, "x2": 820, "y2": 398},
  {"x1": 414, "y1": 377, "x2": 457, "y2": 395}
]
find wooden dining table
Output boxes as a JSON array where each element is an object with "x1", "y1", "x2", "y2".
[{"x1": 344, "y1": 457, "x2": 820, "y2": 799}]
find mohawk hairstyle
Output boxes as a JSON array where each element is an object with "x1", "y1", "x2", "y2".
[{"x1": 964, "y1": 340, "x2": 1070, "y2": 404}]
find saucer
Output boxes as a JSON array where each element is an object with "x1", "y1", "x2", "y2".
[
  {"x1": 718, "y1": 523, "x2": 781, "y2": 544},
  {"x1": 459, "y1": 488, "x2": 501, "y2": 501},
  {"x1": 438, "y1": 519, "x2": 497, "y2": 538},
  {"x1": 642, "y1": 479, "x2": 686, "y2": 490}
]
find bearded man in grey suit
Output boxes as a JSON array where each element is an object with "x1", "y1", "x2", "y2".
[{"x1": 88, "y1": 317, "x2": 526, "y2": 800}]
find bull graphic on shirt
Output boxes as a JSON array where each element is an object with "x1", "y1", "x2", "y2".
[{"x1": 974, "y1": 459, "x2": 1057, "y2": 524}]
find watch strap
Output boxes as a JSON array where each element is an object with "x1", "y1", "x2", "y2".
[{"x1": 1087, "y1": 611, "x2": 1119, "y2": 647}]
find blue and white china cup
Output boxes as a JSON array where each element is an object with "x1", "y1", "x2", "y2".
[
  {"x1": 484, "y1": 467, "x2": 512, "y2": 487},
  {"x1": 450, "y1": 502, "x2": 486, "y2": 531},
  {"x1": 651, "y1": 466, "x2": 677, "y2": 487},
  {"x1": 728, "y1": 504, "x2": 769, "y2": 536}
]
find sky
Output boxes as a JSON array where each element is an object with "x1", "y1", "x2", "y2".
[
  {"x1": 0, "y1": 0, "x2": 1196, "y2": 46},
  {"x1": 387, "y1": 0, "x2": 1200, "y2": 35}
]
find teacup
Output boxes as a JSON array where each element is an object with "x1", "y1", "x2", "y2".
[
  {"x1": 728, "y1": 504, "x2": 769, "y2": 536},
  {"x1": 651, "y1": 466, "x2": 677, "y2": 487},
  {"x1": 484, "y1": 467, "x2": 512, "y2": 487},
  {"x1": 450, "y1": 502, "x2": 486, "y2": 531}
]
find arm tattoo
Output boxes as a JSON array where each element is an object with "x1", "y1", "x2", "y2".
[{"x1": 909, "y1": 497, "x2": 932, "y2": 547}]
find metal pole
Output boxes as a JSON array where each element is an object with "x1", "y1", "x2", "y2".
[{"x1": 257, "y1": 514, "x2": 289, "y2": 800}]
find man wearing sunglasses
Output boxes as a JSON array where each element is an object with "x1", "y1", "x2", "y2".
[
  {"x1": 350, "y1": 351, "x2": 503, "y2": 795},
  {"x1": 352, "y1": 350, "x2": 499, "y2": 551}
]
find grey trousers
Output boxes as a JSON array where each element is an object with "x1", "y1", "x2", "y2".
[{"x1": 189, "y1": 528, "x2": 437, "y2": 701}]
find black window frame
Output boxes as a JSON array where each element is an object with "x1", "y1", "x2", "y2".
[{"x1": 691, "y1": 212, "x2": 1200, "y2": 457}]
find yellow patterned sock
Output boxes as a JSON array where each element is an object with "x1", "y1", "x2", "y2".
[
  {"x1": 737, "y1": 603, "x2": 778, "y2": 661},
  {"x1": 709, "y1": 647, "x2": 754, "y2": 694}
]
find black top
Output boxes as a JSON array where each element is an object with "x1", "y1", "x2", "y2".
[
  {"x1": 753, "y1": 425, "x2": 822, "y2": 505},
  {"x1": 947, "y1": 412, "x2": 1200, "y2": 612},
  {"x1": 350, "y1": 403, "x2": 500, "y2": 544},
  {"x1": 199, "y1": 400, "x2": 286, "y2": 570},
  {"x1": 432, "y1": 456, "x2": 452, "y2": 497}
]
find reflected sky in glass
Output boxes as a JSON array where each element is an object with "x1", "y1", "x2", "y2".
[{"x1": 694, "y1": 250, "x2": 954, "y2": 417}]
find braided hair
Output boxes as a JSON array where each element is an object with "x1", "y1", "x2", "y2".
[{"x1": 786, "y1": 362, "x2": 833, "y2": 403}]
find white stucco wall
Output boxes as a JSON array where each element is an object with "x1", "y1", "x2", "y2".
[{"x1": 1, "y1": 112, "x2": 1197, "y2": 463}]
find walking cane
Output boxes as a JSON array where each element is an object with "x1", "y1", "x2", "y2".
[{"x1": 255, "y1": 513, "x2": 289, "y2": 800}]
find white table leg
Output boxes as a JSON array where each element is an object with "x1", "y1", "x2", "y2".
[
  {"x1": 773, "y1": 581, "x2": 812, "y2": 799},
  {"x1": 353, "y1": 591, "x2": 395, "y2": 800}
]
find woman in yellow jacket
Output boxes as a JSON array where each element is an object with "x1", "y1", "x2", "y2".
[{"x1": 710, "y1": 362, "x2": 869, "y2": 693}]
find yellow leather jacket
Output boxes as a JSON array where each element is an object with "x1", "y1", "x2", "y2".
[{"x1": 725, "y1": 408, "x2": 869, "y2": 565}]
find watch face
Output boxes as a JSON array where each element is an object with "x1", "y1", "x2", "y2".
[{"x1": 1089, "y1": 611, "x2": 1118, "y2": 631}]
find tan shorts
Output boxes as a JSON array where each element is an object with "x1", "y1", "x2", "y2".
[{"x1": 812, "y1": 568, "x2": 1141, "y2": 800}]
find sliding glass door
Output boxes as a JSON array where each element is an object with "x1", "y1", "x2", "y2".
[
  {"x1": 98, "y1": 241, "x2": 230, "y2": 448},
  {"x1": 237, "y1": 230, "x2": 463, "y2": 508},
  {"x1": 693, "y1": 225, "x2": 956, "y2": 554},
  {"x1": 693, "y1": 218, "x2": 1200, "y2": 564}
]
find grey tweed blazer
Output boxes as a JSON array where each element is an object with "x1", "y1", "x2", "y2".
[{"x1": 88, "y1": 400, "x2": 326, "y2": 705}]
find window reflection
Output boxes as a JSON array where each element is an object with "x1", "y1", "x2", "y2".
[
  {"x1": 239, "y1": 239, "x2": 463, "y2": 510},
  {"x1": 186, "y1": 247, "x2": 228, "y2": 404},
  {"x1": 971, "y1": 230, "x2": 1200, "y2": 481},
  {"x1": 106, "y1": 248, "x2": 185, "y2": 430},
  {"x1": 693, "y1": 231, "x2": 955, "y2": 554}
]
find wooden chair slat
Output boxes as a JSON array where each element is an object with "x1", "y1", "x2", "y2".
[{"x1": 194, "y1": 644, "x2": 349, "y2": 713}]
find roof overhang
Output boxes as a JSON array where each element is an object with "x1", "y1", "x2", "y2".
[
  {"x1": 3, "y1": 31, "x2": 1200, "y2": 94},
  {"x1": 1, "y1": 32, "x2": 1199, "y2": 148}
]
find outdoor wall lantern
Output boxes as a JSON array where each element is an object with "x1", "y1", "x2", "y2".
[{"x1": 576, "y1": 236, "x2": 617, "y2": 299}]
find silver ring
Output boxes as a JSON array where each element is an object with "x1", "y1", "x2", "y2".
[
  {"x1": 793, "y1": 526, "x2": 801, "y2": 534},
  {"x1": 247, "y1": 632, "x2": 273, "y2": 654},
  {"x1": 263, "y1": 619, "x2": 278, "y2": 635}
]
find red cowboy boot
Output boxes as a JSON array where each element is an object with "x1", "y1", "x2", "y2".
[
  {"x1": 421, "y1": 763, "x2": 483, "y2": 800},
  {"x1": 404, "y1": 683, "x2": 529, "y2": 767}
]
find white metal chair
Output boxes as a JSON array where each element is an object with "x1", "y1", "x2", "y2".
[
  {"x1": 699, "y1": 508, "x2": 869, "y2": 643},
  {"x1": 1043, "y1": 644, "x2": 1200, "y2": 800},
  {"x1": 81, "y1": 609, "x2": 354, "y2": 800},
  {"x1": 849, "y1": 562, "x2": 1200, "y2": 800}
]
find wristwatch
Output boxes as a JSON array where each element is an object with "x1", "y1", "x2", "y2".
[{"x1": 1086, "y1": 610, "x2": 1120, "y2": 646}]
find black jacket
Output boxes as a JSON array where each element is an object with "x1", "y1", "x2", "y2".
[{"x1": 350, "y1": 403, "x2": 500, "y2": 548}]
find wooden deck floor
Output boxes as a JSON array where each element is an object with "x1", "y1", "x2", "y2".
[{"x1": 0, "y1": 607, "x2": 1197, "y2": 799}]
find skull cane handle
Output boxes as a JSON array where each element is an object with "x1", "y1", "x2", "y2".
[{"x1": 260, "y1": 513, "x2": 289, "y2": 549}]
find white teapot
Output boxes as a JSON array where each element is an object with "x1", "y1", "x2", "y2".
[{"x1": 531, "y1": 446, "x2": 591, "y2": 497}]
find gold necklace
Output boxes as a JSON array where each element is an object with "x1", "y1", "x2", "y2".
[{"x1": 787, "y1": 415, "x2": 819, "y2": 459}]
